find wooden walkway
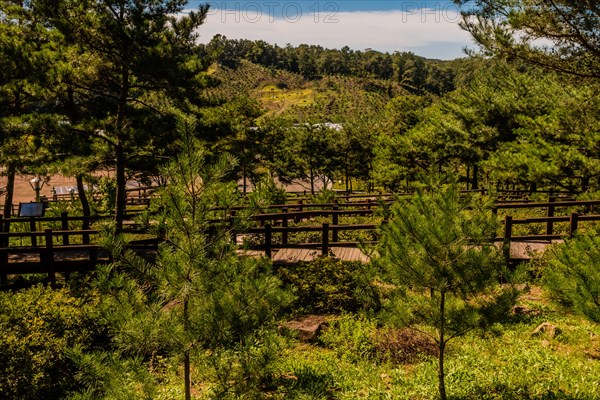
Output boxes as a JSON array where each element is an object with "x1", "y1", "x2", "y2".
[
  {"x1": 237, "y1": 247, "x2": 370, "y2": 264},
  {"x1": 239, "y1": 240, "x2": 557, "y2": 264},
  {"x1": 507, "y1": 240, "x2": 564, "y2": 260},
  {"x1": 273, "y1": 247, "x2": 370, "y2": 264}
]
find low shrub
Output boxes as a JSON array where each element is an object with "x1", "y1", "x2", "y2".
[
  {"x1": 276, "y1": 257, "x2": 380, "y2": 315},
  {"x1": 0, "y1": 285, "x2": 106, "y2": 400},
  {"x1": 321, "y1": 314, "x2": 437, "y2": 365},
  {"x1": 373, "y1": 327, "x2": 438, "y2": 365}
]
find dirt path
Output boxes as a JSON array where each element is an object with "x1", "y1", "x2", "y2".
[{"x1": 1, "y1": 174, "x2": 81, "y2": 204}]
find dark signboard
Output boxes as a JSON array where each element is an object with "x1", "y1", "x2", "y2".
[{"x1": 18, "y1": 202, "x2": 46, "y2": 217}]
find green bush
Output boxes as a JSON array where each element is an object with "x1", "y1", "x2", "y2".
[
  {"x1": 0, "y1": 285, "x2": 106, "y2": 400},
  {"x1": 544, "y1": 232, "x2": 600, "y2": 322},
  {"x1": 276, "y1": 257, "x2": 380, "y2": 315}
]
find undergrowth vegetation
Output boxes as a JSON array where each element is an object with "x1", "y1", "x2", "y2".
[{"x1": 2, "y1": 248, "x2": 600, "y2": 398}]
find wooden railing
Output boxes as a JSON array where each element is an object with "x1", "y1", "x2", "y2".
[
  {"x1": 1, "y1": 198, "x2": 599, "y2": 284},
  {"x1": 0, "y1": 228, "x2": 103, "y2": 285}
]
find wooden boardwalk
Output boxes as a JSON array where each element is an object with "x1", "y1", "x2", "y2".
[
  {"x1": 273, "y1": 247, "x2": 370, "y2": 264},
  {"x1": 507, "y1": 240, "x2": 564, "y2": 260},
  {"x1": 237, "y1": 247, "x2": 370, "y2": 264},
  {"x1": 239, "y1": 241, "x2": 561, "y2": 264}
]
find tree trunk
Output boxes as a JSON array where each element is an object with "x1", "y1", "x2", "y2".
[
  {"x1": 76, "y1": 175, "x2": 91, "y2": 229},
  {"x1": 438, "y1": 290, "x2": 447, "y2": 400},
  {"x1": 243, "y1": 163, "x2": 247, "y2": 195},
  {"x1": 114, "y1": 66, "x2": 129, "y2": 231},
  {"x1": 115, "y1": 142, "x2": 126, "y2": 232},
  {"x1": 183, "y1": 297, "x2": 191, "y2": 400},
  {"x1": 345, "y1": 164, "x2": 349, "y2": 193},
  {"x1": 466, "y1": 165, "x2": 470, "y2": 190},
  {"x1": 3, "y1": 163, "x2": 16, "y2": 218},
  {"x1": 310, "y1": 167, "x2": 315, "y2": 195},
  {"x1": 529, "y1": 181, "x2": 537, "y2": 193},
  {"x1": 472, "y1": 164, "x2": 479, "y2": 190},
  {"x1": 582, "y1": 175, "x2": 590, "y2": 192}
]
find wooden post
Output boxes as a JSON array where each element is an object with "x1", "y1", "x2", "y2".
[
  {"x1": 366, "y1": 199, "x2": 372, "y2": 210},
  {"x1": 265, "y1": 223, "x2": 272, "y2": 259},
  {"x1": 546, "y1": 196, "x2": 555, "y2": 235},
  {"x1": 569, "y1": 213, "x2": 579, "y2": 238},
  {"x1": 503, "y1": 216, "x2": 513, "y2": 263},
  {"x1": 61, "y1": 212, "x2": 69, "y2": 245},
  {"x1": 0, "y1": 218, "x2": 7, "y2": 285},
  {"x1": 281, "y1": 207, "x2": 288, "y2": 245},
  {"x1": 0, "y1": 216, "x2": 4, "y2": 247},
  {"x1": 332, "y1": 204, "x2": 339, "y2": 243},
  {"x1": 322, "y1": 223, "x2": 329, "y2": 256},
  {"x1": 229, "y1": 210, "x2": 237, "y2": 244},
  {"x1": 44, "y1": 229, "x2": 55, "y2": 284},
  {"x1": 89, "y1": 245, "x2": 98, "y2": 265},
  {"x1": 29, "y1": 217, "x2": 37, "y2": 247},
  {"x1": 0, "y1": 215, "x2": 10, "y2": 287},
  {"x1": 83, "y1": 217, "x2": 90, "y2": 245},
  {"x1": 0, "y1": 270, "x2": 6, "y2": 287}
]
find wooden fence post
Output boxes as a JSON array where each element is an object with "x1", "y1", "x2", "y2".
[
  {"x1": 30, "y1": 217, "x2": 37, "y2": 247},
  {"x1": 281, "y1": 208, "x2": 288, "y2": 245},
  {"x1": 83, "y1": 218, "x2": 90, "y2": 244},
  {"x1": 44, "y1": 229, "x2": 55, "y2": 284},
  {"x1": 61, "y1": 212, "x2": 69, "y2": 245},
  {"x1": 265, "y1": 223, "x2": 272, "y2": 259},
  {"x1": 546, "y1": 196, "x2": 555, "y2": 235},
  {"x1": 569, "y1": 213, "x2": 579, "y2": 238},
  {"x1": 89, "y1": 244, "x2": 98, "y2": 265},
  {"x1": 0, "y1": 216, "x2": 4, "y2": 247},
  {"x1": 332, "y1": 204, "x2": 339, "y2": 243},
  {"x1": 503, "y1": 216, "x2": 513, "y2": 263},
  {"x1": 0, "y1": 217, "x2": 7, "y2": 286},
  {"x1": 322, "y1": 223, "x2": 329, "y2": 256}
]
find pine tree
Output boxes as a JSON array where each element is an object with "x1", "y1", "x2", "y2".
[
  {"x1": 544, "y1": 232, "x2": 600, "y2": 323},
  {"x1": 456, "y1": 1, "x2": 600, "y2": 80},
  {"x1": 37, "y1": 0, "x2": 211, "y2": 230},
  {"x1": 378, "y1": 183, "x2": 518, "y2": 400},
  {"x1": 74, "y1": 117, "x2": 289, "y2": 399}
]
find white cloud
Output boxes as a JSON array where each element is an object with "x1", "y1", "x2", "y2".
[{"x1": 195, "y1": 6, "x2": 474, "y2": 59}]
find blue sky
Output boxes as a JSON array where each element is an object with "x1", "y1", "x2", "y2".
[{"x1": 188, "y1": 1, "x2": 475, "y2": 59}]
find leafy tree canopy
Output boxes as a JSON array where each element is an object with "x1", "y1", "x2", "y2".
[{"x1": 457, "y1": 0, "x2": 600, "y2": 79}]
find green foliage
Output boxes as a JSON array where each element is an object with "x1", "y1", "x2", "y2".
[
  {"x1": 276, "y1": 257, "x2": 379, "y2": 315},
  {"x1": 544, "y1": 232, "x2": 600, "y2": 322},
  {"x1": 94, "y1": 177, "x2": 117, "y2": 215},
  {"x1": 70, "y1": 117, "x2": 291, "y2": 399},
  {"x1": 0, "y1": 285, "x2": 105, "y2": 400},
  {"x1": 379, "y1": 184, "x2": 519, "y2": 399},
  {"x1": 310, "y1": 189, "x2": 336, "y2": 205},
  {"x1": 320, "y1": 314, "x2": 379, "y2": 362},
  {"x1": 198, "y1": 330, "x2": 285, "y2": 398},
  {"x1": 246, "y1": 175, "x2": 288, "y2": 209},
  {"x1": 321, "y1": 314, "x2": 439, "y2": 366},
  {"x1": 457, "y1": 1, "x2": 600, "y2": 80}
]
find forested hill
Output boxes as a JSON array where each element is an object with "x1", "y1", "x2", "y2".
[
  {"x1": 201, "y1": 59, "x2": 408, "y2": 117},
  {"x1": 195, "y1": 37, "x2": 599, "y2": 195},
  {"x1": 199, "y1": 35, "x2": 471, "y2": 97}
]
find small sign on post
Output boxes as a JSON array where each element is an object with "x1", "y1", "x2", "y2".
[{"x1": 18, "y1": 202, "x2": 46, "y2": 218}]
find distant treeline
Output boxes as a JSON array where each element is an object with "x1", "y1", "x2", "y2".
[{"x1": 200, "y1": 35, "x2": 463, "y2": 95}]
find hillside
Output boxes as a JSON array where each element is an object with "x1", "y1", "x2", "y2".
[{"x1": 201, "y1": 60, "x2": 408, "y2": 118}]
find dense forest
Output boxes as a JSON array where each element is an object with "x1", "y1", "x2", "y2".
[{"x1": 1, "y1": 1, "x2": 599, "y2": 399}]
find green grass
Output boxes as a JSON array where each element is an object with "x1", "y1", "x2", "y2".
[
  {"x1": 264, "y1": 289, "x2": 600, "y2": 399},
  {"x1": 259, "y1": 85, "x2": 316, "y2": 110}
]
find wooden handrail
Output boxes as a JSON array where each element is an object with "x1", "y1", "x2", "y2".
[{"x1": 495, "y1": 199, "x2": 600, "y2": 209}]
